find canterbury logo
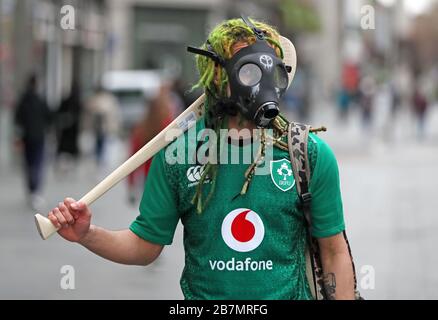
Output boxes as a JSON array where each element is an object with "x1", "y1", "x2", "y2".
[{"x1": 186, "y1": 165, "x2": 205, "y2": 183}]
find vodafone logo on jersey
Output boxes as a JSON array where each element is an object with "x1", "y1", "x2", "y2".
[
  {"x1": 221, "y1": 209, "x2": 265, "y2": 252},
  {"x1": 210, "y1": 209, "x2": 272, "y2": 272}
]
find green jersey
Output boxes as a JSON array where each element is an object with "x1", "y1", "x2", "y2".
[{"x1": 130, "y1": 119, "x2": 345, "y2": 300}]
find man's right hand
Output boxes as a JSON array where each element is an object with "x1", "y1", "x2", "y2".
[{"x1": 48, "y1": 198, "x2": 92, "y2": 243}]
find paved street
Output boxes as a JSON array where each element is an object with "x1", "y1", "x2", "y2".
[
  {"x1": 0, "y1": 143, "x2": 185, "y2": 299},
  {"x1": 318, "y1": 103, "x2": 438, "y2": 299},
  {"x1": 1, "y1": 104, "x2": 437, "y2": 299}
]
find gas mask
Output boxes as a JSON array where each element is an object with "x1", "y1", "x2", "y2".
[{"x1": 188, "y1": 15, "x2": 291, "y2": 128}]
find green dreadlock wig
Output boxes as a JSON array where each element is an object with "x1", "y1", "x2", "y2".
[
  {"x1": 193, "y1": 18, "x2": 284, "y2": 125},
  {"x1": 190, "y1": 17, "x2": 291, "y2": 213}
]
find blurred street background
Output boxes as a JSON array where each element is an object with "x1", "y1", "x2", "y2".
[{"x1": 0, "y1": 0, "x2": 437, "y2": 299}]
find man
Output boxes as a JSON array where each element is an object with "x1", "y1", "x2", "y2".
[
  {"x1": 15, "y1": 75, "x2": 51, "y2": 210},
  {"x1": 56, "y1": 82, "x2": 82, "y2": 163},
  {"x1": 85, "y1": 86, "x2": 120, "y2": 167},
  {"x1": 47, "y1": 17, "x2": 355, "y2": 300}
]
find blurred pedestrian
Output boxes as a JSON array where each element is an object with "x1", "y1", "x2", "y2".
[
  {"x1": 127, "y1": 82, "x2": 174, "y2": 205},
  {"x1": 14, "y1": 75, "x2": 52, "y2": 210},
  {"x1": 85, "y1": 86, "x2": 120, "y2": 168},
  {"x1": 412, "y1": 87, "x2": 429, "y2": 140},
  {"x1": 381, "y1": 82, "x2": 401, "y2": 143},
  {"x1": 390, "y1": 82, "x2": 401, "y2": 118},
  {"x1": 168, "y1": 79, "x2": 185, "y2": 118},
  {"x1": 338, "y1": 62, "x2": 360, "y2": 121},
  {"x1": 337, "y1": 87, "x2": 351, "y2": 121},
  {"x1": 173, "y1": 77, "x2": 193, "y2": 111},
  {"x1": 55, "y1": 82, "x2": 82, "y2": 169},
  {"x1": 359, "y1": 76, "x2": 376, "y2": 132}
]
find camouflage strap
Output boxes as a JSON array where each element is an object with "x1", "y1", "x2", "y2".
[
  {"x1": 287, "y1": 122, "x2": 326, "y2": 300},
  {"x1": 287, "y1": 122, "x2": 362, "y2": 300},
  {"x1": 287, "y1": 123, "x2": 311, "y2": 205}
]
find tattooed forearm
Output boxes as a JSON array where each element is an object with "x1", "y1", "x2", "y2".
[{"x1": 323, "y1": 273, "x2": 337, "y2": 300}]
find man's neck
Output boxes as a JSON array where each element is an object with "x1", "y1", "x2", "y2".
[{"x1": 227, "y1": 116, "x2": 257, "y2": 141}]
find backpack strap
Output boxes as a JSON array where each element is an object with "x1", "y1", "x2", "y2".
[
  {"x1": 287, "y1": 122, "x2": 311, "y2": 223},
  {"x1": 287, "y1": 122, "x2": 326, "y2": 300},
  {"x1": 287, "y1": 122, "x2": 363, "y2": 300}
]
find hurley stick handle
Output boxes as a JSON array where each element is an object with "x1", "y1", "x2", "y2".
[{"x1": 35, "y1": 94, "x2": 205, "y2": 240}]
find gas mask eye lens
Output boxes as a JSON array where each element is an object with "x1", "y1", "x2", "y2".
[
  {"x1": 238, "y1": 63, "x2": 262, "y2": 86},
  {"x1": 274, "y1": 65, "x2": 288, "y2": 90}
]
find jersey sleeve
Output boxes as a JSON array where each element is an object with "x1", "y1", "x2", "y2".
[
  {"x1": 129, "y1": 149, "x2": 180, "y2": 245},
  {"x1": 308, "y1": 135, "x2": 345, "y2": 238}
]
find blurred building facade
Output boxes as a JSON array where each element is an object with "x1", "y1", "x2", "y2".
[
  {"x1": 0, "y1": 0, "x2": 436, "y2": 165},
  {"x1": 105, "y1": 0, "x2": 226, "y2": 85},
  {"x1": 1, "y1": 0, "x2": 435, "y2": 111},
  {"x1": 0, "y1": 0, "x2": 106, "y2": 164},
  {"x1": 0, "y1": 0, "x2": 106, "y2": 109}
]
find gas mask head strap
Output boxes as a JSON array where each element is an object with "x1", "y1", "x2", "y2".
[
  {"x1": 240, "y1": 15, "x2": 292, "y2": 74},
  {"x1": 187, "y1": 14, "x2": 266, "y2": 65},
  {"x1": 187, "y1": 41, "x2": 225, "y2": 67},
  {"x1": 240, "y1": 14, "x2": 265, "y2": 41}
]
